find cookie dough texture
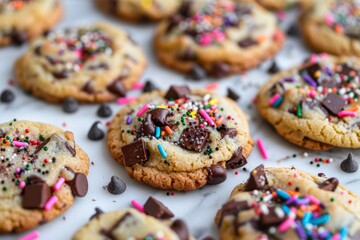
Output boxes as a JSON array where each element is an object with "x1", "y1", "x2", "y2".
[
  {"x1": 107, "y1": 89, "x2": 253, "y2": 191},
  {"x1": 95, "y1": 0, "x2": 182, "y2": 22},
  {"x1": 257, "y1": 55, "x2": 360, "y2": 150},
  {"x1": 0, "y1": 0, "x2": 62, "y2": 46},
  {"x1": 256, "y1": 0, "x2": 312, "y2": 10},
  {"x1": 216, "y1": 167, "x2": 360, "y2": 239},
  {"x1": 154, "y1": 0, "x2": 285, "y2": 78},
  {"x1": 0, "y1": 120, "x2": 89, "y2": 233},
  {"x1": 15, "y1": 23, "x2": 147, "y2": 103}
]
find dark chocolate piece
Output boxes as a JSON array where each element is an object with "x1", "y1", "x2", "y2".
[
  {"x1": 62, "y1": 98, "x2": 79, "y2": 113},
  {"x1": 207, "y1": 164, "x2": 227, "y2": 185},
  {"x1": 137, "y1": 114, "x2": 156, "y2": 138},
  {"x1": 188, "y1": 65, "x2": 207, "y2": 80},
  {"x1": 340, "y1": 153, "x2": 358, "y2": 173},
  {"x1": 143, "y1": 80, "x2": 159, "y2": 93},
  {"x1": 268, "y1": 61, "x2": 280, "y2": 74},
  {"x1": 87, "y1": 121, "x2": 105, "y2": 140},
  {"x1": 0, "y1": 89, "x2": 15, "y2": 103},
  {"x1": 318, "y1": 177, "x2": 339, "y2": 192},
  {"x1": 171, "y1": 220, "x2": 190, "y2": 240},
  {"x1": 81, "y1": 81, "x2": 95, "y2": 94},
  {"x1": 22, "y1": 182, "x2": 51, "y2": 209},
  {"x1": 245, "y1": 164, "x2": 268, "y2": 191},
  {"x1": 121, "y1": 139, "x2": 149, "y2": 167},
  {"x1": 238, "y1": 37, "x2": 257, "y2": 48},
  {"x1": 164, "y1": 85, "x2": 191, "y2": 100},
  {"x1": 227, "y1": 88, "x2": 240, "y2": 101},
  {"x1": 66, "y1": 172, "x2": 88, "y2": 197},
  {"x1": 90, "y1": 207, "x2": 104, "y2": 220},
  {"x1": 179, "y1": 127, "x2": 210, "y2": 152},
  {"x1": 107, "y1": 176, "x2": 126, "y2": 195},
  {"x1": 322, "y1": 93, "x2": 345, "y2": 115},
  {"x1": 143, "y1": 196, "x2": 174, "y2": 219},
  {"x1": 225, "y1": 147, "x2": 247, "y2": 170},
  {"x1": 149, "y1": 108, "x2": 170, "y2": 126},
  {"x1": 97, "y1": 104, "x2": 112, "y2": 118},
  {"x1": 107, "y1": 80, "x2": 126, "y2": 97}
]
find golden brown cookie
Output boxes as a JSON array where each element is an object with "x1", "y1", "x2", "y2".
[
  {"x1": 0, "y1": 120, "x2": 90, "y2": 233},
  {"x1": 15, "y1": 23, "x2": 147, "y2": 103},
  {"x1": 107, "y1": 86, "x2": 253, "y2": 191}
]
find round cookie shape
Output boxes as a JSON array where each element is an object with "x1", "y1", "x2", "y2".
[
  {"x1": 154, "y1": 0, "x2": 285, "y2": 79},
  {"x1": 257, "y1": 54, "x2": 360, "y2": 150},
  {"x1": 95, "y1": 0, "x2": 182, "y2": 22},
  {"x1": 0, "y1": 120, "x2": 90, "y2": 233},
  {"x1": 255, "y1": 0, "x2": 312, "y2": 10},
  {"x1": 0, "y1": 0, "x2": 62, "y2": 46},
  {"x1": 15, "y1": 23, "x2": 147, "y2": 103},
  {"x1": 215, "y1": 165, "x2": 360, "y2": 240},
  {"x1": 107, "y1": 85, "x2": 253, "y2": 191},
  {"x1": 300, "y1": 0, "x2": 360, "y2": 57}
]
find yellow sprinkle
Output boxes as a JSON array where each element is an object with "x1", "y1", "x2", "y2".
[
  {"x1": 314, "y1": 71, "x2": 321, "y2": 78},
  {"x1": 209, "y1": 99, "x2": 218, "y2": 105},
  {"x1": 156, "y1": 105, "x2": 167, "y2": 108},
  {"x1": 141, "y1": 0, "x2": 152, "y2": 9}
]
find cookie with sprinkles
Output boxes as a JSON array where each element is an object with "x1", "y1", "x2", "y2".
[
  {"x1": 215, "y1": 165, "x2": 360, "y2": 240},
  {"x1": 257, "y1": 54, "x2": 360, "y2": 150},
  {"x1": 73, "y1": 208, "x2": 194, "y2": 240},
  {"x1": 0, "y1": 0, "x2": 62, "y2": 47},
  {"x1": 15, "y1": 23, "x2": 147, "y2": 103},
  {"x1": 255, "y1": 0, "x2": 312, "y2": 10},
  {"x1": 300, "y1": 0, "x2": 360, "y2": 57},
  {"x1": 154, "y1": 0, "x2": 285, "y2": 79},
  {"x1": 95, "y1": 0, "x2": 182, "y2": 22},
  {"x1": 107, "y1": 85, "x2": 253, "y2": 191},
  {"x1": 0, "y1": 120, "x2": 90, "y2": 233}
]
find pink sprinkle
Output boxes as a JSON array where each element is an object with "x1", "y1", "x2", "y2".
[
  {"x1": 307, "y1": 195, "x2": 320, "y2": 205},
  {"x1": 320, "y1": 52, "x2": 328, "y2": 59},
  {"x1": 278, "y1": 217, "x2": 295, "y2": 232},
  {"x1": 199, "y1": 109, "x2": 215, "y2": 126},
  {"x1": 12, "y1": 141, "x2": 28, "y2": 148},
  {"x1": 268, "y1": 94, "x2": 281, "y2": 106},
  {"x1": 338, "y1": 111, "x2": 356, "y2": 118},
  {"x1": 132, "y1": 82, "x2": 144, "y2": 90},
  {"x1": 308, "y1": 90, "x2": 316, "y2": 98},
  {"x1": 53, "y1": 177, "x2": 65, "y2": 191},
  {"x1": 273, "y1": 30, "x2": 284, "y2": 42},
  {"x1": 293, "y1": 173, "x2": 299, "y2": 178},
  {"x1": 117, "y1": 97, "x2": 137, "y2": 105},
  {"x1": 310, "y1": 54, "x2": 318, "y2": 64},
  {"x1": 19, "y1": 231, "x2": 40, "y2": 240},
  {"x1": 199, "y1": 33, "x2": 212, "y2": 46},
  {"x1": 276, "y1": 11, "x2": 287, "y2": 21},
  {"x1": 19, "y1": 181, "x2": 26, "y2": 189},
  {"x1": 199, "y1": 124, "x2": 205, "y2": 128},
  {"x1": 131, "y1": 199, "x2": 144, "y2": 213},
  {"x1": 331, "y1": 233, "x2": 341, "y2": 240},
  {"x1": 136, "y1": 104, "x2": 150, "y2": 117},
  {"x1": 16, "y1": 168, "x2": 21, "y2": 173},
  {"x1": 212, "y1": 30, "x2": 225, "y2": 42},
  {"x1": 257, "y1": 139, "x2": 268, "y2": 160},
  {"x1": 325, "y1": 13, "x2": 334, "y2": 26},
  {"x1": 44, "y1": 196, "x2": 58, "y2": 211},
  {"x1": 210, "y1": 105, "x2": 217, "y2": 110}
]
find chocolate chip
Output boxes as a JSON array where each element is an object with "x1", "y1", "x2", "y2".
[
  {"x1": 217, "y1": 125, "x2": 237, "y2": 139},
  {"x1": 267, "y1": 61, "x2": 280, "y2": 74},
  {"x1": 143, "y1": 80, "x2": 158, "y2": 93},
  {"x1": 164, "y1": 85, "x2": 191, "y2": 100},
  {"x1": 227, "y1": 88, "x2": 239, "y2": 101},
  {"x1": 259, "y1": 206, "x2": 286, "y2": 226},
  {"x1": 218, "y1": 200, "x2": 249, "y2": 225},
  {"x1": 121, "y1": 139, "x2": 149, "y2": 167},
  {"x1": 62, "y1": 98, "x2": 79, "y2": 113},
  {"x1": 144, "y1": 196, "x2": 174, "y2": 219},
  {"x1": 22, "y1": 182, "x2": 51, "y2": 209},
  {"x1": 107, "y1": 80, "x2": 126, "y2": 97},
  {"x1": 238, "y1": 37, "x2": 257, "y2": 48},
  {"x1": 88, "y1": 121, "x2": 104, "y2": 140},
  {"x1": 66, "y1": 172, "x2": 88, "y2": 197},
  {"x1": 319, "y1": 177, "x2": 339, "y2": 192},
  {"x1": 318, "y1": 173, "x2": 326, "y2": 177},
  {"x1": 107, "y1": 176, "x2": 126, "y2": 195},
  {"x1": 225, "y1": 147, "x2": 247, "y2": 170},
  {"x1": 178, "y1": 0, "x2": 192, "y2": 17},
  {"x1": 11, "y1": 30, "x2": 27, "y2": 46},
  {"x1": 137, "y1": 114, "x2": 156, "y2": 138},
  {"x1": 81, "y1": 81, "x2": 95, "y2": 94},
  {"x1": 90, "y1": 207, "x2": 104, "y2": 220},
  {"x1": 341, "y1": 153, "x2": 358, "y2": 173},
  {"x1": 207, "y1": 164, "x2": 227, "y2": 185},
  {"x1": 53, "y1": 70, "x2": 71, "y2": 79},
  {"x1": 0, "y1": 89, "x2": 15, "y2": 103},
  {"x1": 32, "y1": 138, "x2": 50, "y2": 155},
  {"x1": 149, "y1": 108, "x2": 169, "y2": 126},
  {"x1": 211, "y1": 62, "x2": 230, "y2": 78},
  {"x1": 166, "y1": 14, "x2": 183, "y2": 33},
  {"x1": 245, "y1": 164, "x2": 268, "y2": 191},
  {"x1": 188, "y1": 65, "x2": 207, "y2": 80},
  {"x1": 286, "y1": 23, "x2": 298, "y2": 36},
  {"x1": 322, "y1": 93, "x2": 345, "y2": 115},
  {"x1": 179, "y1": 127, "x2": 210, "y2": 152},
  {"x1": 97, "y1": 104, "x2": 112, "y2": 118},
  {"x1": 171, "y1": 220, "x2": 190, "y2": 240}
]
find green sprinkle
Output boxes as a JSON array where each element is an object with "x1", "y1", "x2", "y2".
[
  {"x1": 330, "y1": 197, "x2": 334, "y2": 202},
  {"x1": 137, "y1": 117, "x2": 142, "y2": 122},
  {"x1": 296, "y1": 104, "x2": 302, "y2": 118},
  {"x1": 2, "y1": 186, "x2": 7, "y2": 191},
  {"x1": 316, "y1": 163, "x2": 320, "y2": 167},
  {"x1": 44, "y1": 146, "x2": 48, "y2": 151},
  {"x1": 39, "y1": 135, "x2": 45, "y2": 141},
  {"x1": 127, "y1": 130, "x2": 131, "y2": 133}
]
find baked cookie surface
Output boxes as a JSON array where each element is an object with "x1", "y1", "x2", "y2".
[
  {"x1": 15, "y1": 23, "x2": 147, "y2": 103},
  {"x1": 0, "y1": 0, "x2": 62, "y2": 46},
  {"x1": 107, "y1": 86, "x2": 253, "y2": 191},
  {"x1": 300, "y1": 0, "x2": 360, "y2": 56},
  {"x1": 95, "y1": 0, "x2": 182, "y2": 22},
  {"x1": 216, "y1": 165, "x2": 360, "y2": 240},
  {"x1": 0, "y1": 120, "x2": 90, "y2": 233},
  {"x1": 256, "y1": 0, "x2": 312, "y2": 10},
  {"x1": 257, "y1": 54, "x2": 360, "y2": 150},
  {"x1": 154, "y1": 0, "x2": 285, "y2": 79}
]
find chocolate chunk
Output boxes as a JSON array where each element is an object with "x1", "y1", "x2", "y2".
[
  {"x1": 227, "y1": 88, "x2": 240, "y2": 101},
  {"x1": 259, "y1": 206, "x2": 286, "y2": 226},
  {"x1": 144, "y1": 196, "x2": 174, "y2": 219},
  {"x1": 0, "y1": 89, "x2": 15, "y2": 103},
  {"x1": 341, "y1": 153, "x2": 358, "y2": 173},
  {"x1": 11, "y1": 30, "x2": 27, "y2": 46},
  {"x1": 53, "y1": 70, "x2": 71, "y2": 79},
  {"x1": 149, "y1": 108, "x2": 169, "y2": 126},
  {"x1": 188, "y1": 65, "x2": 207, "y2": 80},
  {"x1": 318, "y1": 173, "x2": 326, "y2": 177},
  {"x1": 225, "y1": 147, "x2": 247, "y2": 170},
  {"x1": 286, "y1": 24, "x2": 298, "y2": 36},
  {"x1": 137, "y1": 114, "x2": 156, "y2": 137},
  {"x1": 90, "y1": 207, "x2": 104, "y2": 220},
  {"x1": 166, "y1": 14, "x2": 183, "y2": 33},
  {"x1": 143, "y1": 80, "x2": 158, "y2": 93},
  {"x1": 178, "y1": 0, "x2": 192, "y2": 17},
  {"x1": 171, "y1": 220, "x2": 190, "y2": 240},
  {"x1": 238, "y1": 37, "x2": 257, "y2": 48},
  {"x1": 107, "y1": 176, "x2": 126, "y2": 195},
  {"x1": 32, "y1": 138, "x2": 50, "y2": 155},
  {"x1": 88, "y1": 121, "x2": 104, "y2": 140},
  {"x1": 319, "y1": 177, "x2": 339, "y2": 192},
  {"x1": 97, "y1": 104, "x2": 112, "y2": 118},
  {"x1": 217, "y1": 125, "x2": 237, "y2": 139},
  {"x1": 107, "y1": 80, "x2": 126, "y2": 97},
  {"x1": 245, "y1": 164, "x2": 268, "y2": 191},
  {"x1": 22, "y1": 182, "x2": 51, "y2": 209},
  {"x1": 268, "y1": 61, "x2": 280, "y2": 74},
  {"x1": 179, "y1": 127, "x2": 210, "y2": 152},
  {"x1": 63, "y1": 98, "x2": 79, "y2": 113},
  {"x1": 65, "y1": 141, "x2": 76, "y2": 157},
  {"x1": 121, "y1": 139, "x2": 149, "y2": 167},
  {"x1": 207, "y1": 164, "x2": 227, "y2": 185},
  {"x1": 218, "y1": 200, "x2": 249, "y2": 225},
  {"x1": 164, "y1": 85, "x2": 191, "y2": 100},
  {"x1": 322, "y1": 93, "x2": 345, "y2": 115},
  {"x1": 211, "y1": 62, "x2": 230, "y2": 78},
  {"x1": 66, "y1": 172, "x2": 88, "y2": 197},
  {"x1": 81, "y1": 81, "x2": 95, "y2": 94}
]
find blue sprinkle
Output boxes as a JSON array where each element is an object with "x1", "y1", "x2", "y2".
[
  {"x1": 282, "y1": 205, "x2": 290, "y2": 215},
  {"x1": 273, "y1": 97, "x2": 283, "y2": 107},
  {"x1": 155, "y1": 126, "x2": 161, "y2": 139},
  {"x1": 157, "y1": 144, "x2": 167, "y2": 158},
  {"x1": 276, "y1": 189, "x2": 290, "y2": 200},
  {"x1": 302, "y1": 212, "x2": 312, "y2": 226},
  {"x1": 310, "y1": 214, "x2": 330, "y2": 226},
  {"x1": 340, "y1": 227, "x2": 348, "y2": 240}
]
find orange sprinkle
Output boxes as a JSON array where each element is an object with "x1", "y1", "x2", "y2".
[
  {"x1": 215, "y1": 116, "x2": 224, "y2": 126},
  {"x1": 256, "y1": 35, "x2": 267, "y2": 43},
  {"x1": 347, "y1": 105, "x2": 358, "y2": 112},
  {"x1": 164, "y1": 126, "x2": 173, "y2": 135},
  {"x1": 206, "y1": 83, "x2": 218, "y2": 91},
  {"x1": 334, "y1": 24, "x2": 344, "y2": 34},
  {"x1": 161, "y1": 131, "x2": 165, "y2": 137},
  {"x1": 273, "y1": 30, "x2": 285, "y2": 42},
  {"x1": 331, "y1": 88, "x2": 337, "y2": 93}
]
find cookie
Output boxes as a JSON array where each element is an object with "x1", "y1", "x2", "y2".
[
  {"x1": 95, "y1": 0, "x2": 182, "y2": 22},
  {"x1": 0, "y1": 0, "x2": 62, "y2": 46},
  {"x1": 15, "y1": 23, "x2": 147, "y2": 103},
  {"x1": 215, "y1": 165, "x2": 360, "y2": 240},
  {"x1": 257, "y1": 54, "x2": 360, "y2": 150},
  {"x1": 300, "y1": 0, "x2": 360, "y2": 57},
  {"x1": 154, "y1": 0, "x2": 285, "y2": 79},
  {"x1": 73, "y1": 208, "x2": 192, "y2": 240},
  {"x1": 107, "y1": 85, "x2": 253, "y2": 191},
  {"x1": 255, "y1": 0, "x2": 312, "y2": 10},
  {"x1": 0, "y1": 120, "x2": 90, "y2": 233}
]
